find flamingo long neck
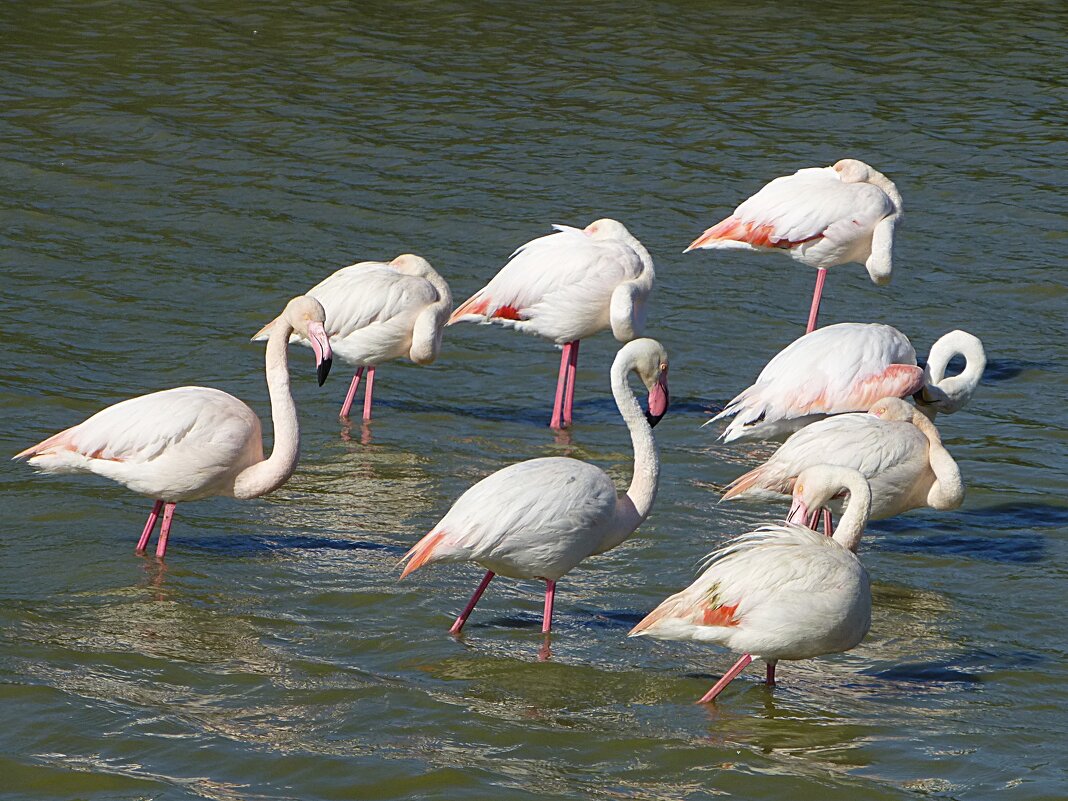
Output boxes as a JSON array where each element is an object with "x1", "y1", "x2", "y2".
[
  {"x1": 909, "y1": 411, "x2": 965, "y2": 511},
  {"x1": 605, "y1": 359, "x2": 660, "y2": 549},
  {"x1": 831, "y1": 471, "x2": 873, "y2": 554},
  {"x1": 410, "y1": 269, "x2": 453, "y2": 364},
  {"x1": 232, "y1": 318, "x2": 300, "y2": 499},
  {"x1": 609, "y1": 235, "x2": 656, "y2": 341},
  {"x1": 864, "y1": 169, "x2": 903, "y2": 285},
  {"x1": 920, "y1": 330, "x2": 986, "y2": 418}
]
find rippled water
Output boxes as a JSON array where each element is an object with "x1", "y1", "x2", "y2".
[{"x1": 2, "y1": 2, "x2": 1066, "y2": 799}]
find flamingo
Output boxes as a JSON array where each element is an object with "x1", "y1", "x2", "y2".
[
  {"x1": 710, "y1": 323, "x2": 986, "y2": 442},
  {"x1": 254, "y1": 254, "x2": 451, "y2": 421},
  {"x1": 686, "y1": 159, "x2": 903, "y2": 332},
  {"x1": 630, "y1": 465, "x2": 873, "y2": 702},
  {"x1": 399, "y1": 338, "x2": 669, "y2": 638},
  {"x1": 13, "y1": 296, "x2": 333, "y2": 558},
  {"x1": 448, "y1": 218, "x2": 655, "y2": 429},
  {"x1": 722, "y1": 397, "x2": 963, "y2": 527}
]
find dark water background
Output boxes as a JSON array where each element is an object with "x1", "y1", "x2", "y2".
[{"x1": 2, "y1": 2, "x2": 1066, "y2": 799}]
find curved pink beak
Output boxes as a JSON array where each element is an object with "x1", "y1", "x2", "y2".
[
  {"x1": 307, "y1": 321, "x2": 333, "y2": 386},
  {"x1": 787, "y1": 499, "x2": 809, "y2": 526},
  {"x1": 645, "y1": 366, "x2": 670, "y2": 428}
]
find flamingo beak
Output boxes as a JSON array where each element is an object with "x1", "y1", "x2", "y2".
[
  {"x1": 307, "y1": 321, "x2": 333, "y2": 386},
  {"x1": 645, "y1": 366, "x2": 670, "y2": 428},
  {"x1": 787, "y1": 499, "x2": 809, "y2": 526}
]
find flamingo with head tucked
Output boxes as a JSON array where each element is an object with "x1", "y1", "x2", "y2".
[
  {"x1": 686, "y1": 159, "x2": 903, "y2": 332},
  {"x1": 630, "y1": 465, "x2": 873, "y2": 703},
  {"x1": 448, "y1": 219, "x2": 655, "y2": 429},
  {"x1": 254, "y1": 254, "x2": 451, "y2": 422},
  {"x1": 709, "y1": 323, "x2": 985, "y2": 443},
  {"x1": 399, "y1": 338, "x2": 669, "y2": 638},
  {"x1": 14, "y1": 296, "x2": 333, "y2": 558}
]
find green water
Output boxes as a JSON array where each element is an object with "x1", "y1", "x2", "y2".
[{"x1": 2, "y1": 2, "x2": 1066, "y2": 799}]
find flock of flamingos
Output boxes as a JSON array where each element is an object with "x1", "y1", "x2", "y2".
[{"x1": 15, "y1": 158, "x2": 986, "y2": 703}]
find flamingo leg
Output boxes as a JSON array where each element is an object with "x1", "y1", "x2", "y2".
[
  {"x1": 542, "y1": 579, "x2": 556, "y2": 634},
  {"x1": 363, "y1": 366, "x2": 376, "y2": 421},
  {"x1": 805, "y1": 268, "x2": 828, "y2": 333},
  {"x1": 698, "y1": 653, "x2": 753, "y2": 704},
  {"x1": 339, "y1": 367, "x2": 365, "y2": 419},
  {"x1": 550, "y1": 343, "x2": 572, "y2": 429},
  {"x1": 449, "y1": 570, "x2": 495, "y2": 635},
  {"x1": 561, "y1": 340, "x2": 580, "y2": 428},
  {"x1": 154, "y1": 502, "x2": 177, "y2": 559},
  {"x1": 136, "y1": 499, "x2": 164, "y2": 552},
  {"x1": 822, "y1": 508, "x2": 834, "y2": 536},
  {"x1": 766, "y1": 660, "x2": 777, "y2": 686}
]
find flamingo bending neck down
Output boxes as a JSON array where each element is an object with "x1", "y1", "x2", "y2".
[
  {"x1": 630, "y1": 465, "x2": 873, "y2": 702},
  {"x1": 14, "y1": 296, "x2": 333, "y2": 558},
  {"x1": 254, "y1": 254, "x2": 451, "y2": 422},
  {"x1": 723, "y1": 396, "x2": 964, "y2": 527},
  {"x1": 710, "y1": 323, "x2": 985, "y2": 443},
  {"x1": 399, "y1": 338, "x2": 670, "y2": 641},
  {"x1": 686, "y1": 159, "x2": 903, "y2": 332},
  {"x1": 447, "y1": 218, "x2": 655, "y2": 429}
]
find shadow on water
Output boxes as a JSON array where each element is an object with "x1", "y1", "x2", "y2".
[
  {"x1": 868, "y1": 502, "x2": 1064, "y2": 563},
  {"x1": 916, "y1": 354, "x2": 1028, "y2": 383},
  {"x1": 186, "y1": 533, "x2": 409, "y2": 556},
  {"x1": 867, "y1": 647, "x2": 1045, "y2": 684}
]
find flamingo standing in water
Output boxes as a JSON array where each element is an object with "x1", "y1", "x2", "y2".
[
  {"x1": 722, "y1": 397, "x2": 964, "y2": 529},
  {"x1": 686, "y1": 159, "x2": 903, "y2": 332},
  {"x1": 254, "y1": 254, "x2": 451, "y2": 421},
  {"x1": 14, "y1": 297, "x2": 333, "y2": 558},
  {"x1": 630, "y1": 465, "x2": 873, "y2": 702},
  {"x1": 399, "y1": 338, "x2": 669, "y2": 638},
  {"x1": 448, "y1": 219, "x2": 655, "y2": 429},
  {"x1": 710, "y1": 323, "x2": 986, "y2": 442}
]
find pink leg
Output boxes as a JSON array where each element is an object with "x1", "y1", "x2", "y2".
[
  {"x1": 766, "y1": 660, "x2": 777, "y2": 686},
  {"x1": 449, "y1": 570, "x2": 495, "y2": 635},
  {"x1": 822, "y1": 508, "x2": 834, "y2": 537},
  {"x1": 136, "y1": 499, "x2": 164, "y2": 552},
  {"x1": 155, "y1": 502, "x2": 177, "y2": 559},
  {"x1": 549, "y1": 344, "x2": 571, "y2": 429},
  {"x1": 561, "y1": 340, "x2": 580, "y2": 428},
  {"x1": 698, "y1": 652, "x2": 753, "y2": 704},
  {"x1": 806, "y1": 268, "x2": 828, "y2": 333},
  {"x1": 363, "y1": 366, "x2": 376, "y2": 421},
  {"x1": 542, "y1": 579, "x2": 556, "y2": 634},
  {"x1": 339, "y1": 367, "x2": 365, "y2": 419}
]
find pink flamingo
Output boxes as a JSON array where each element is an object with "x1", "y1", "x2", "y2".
[
  {"x1": 630, "y1": 465, "x2": 873, "y2": 702},
  {"x1": 399, "y1": 338, "x2": 669, "y2": 637},
  {"x1": 448, "y1": 219, "x2": 655, "y2": 429},
  {"x1": 254, "y1": 254, "x2": 451, "y2": 421},
  {"x1": 14, "y1": 297, "x2": 333, "y2": 558},
  {"x1": 710, "y1": 323, "x2": 985, "y2": 443},
  {"x1": 686, "y1": 159, "x2": 903, "y2": 332}
]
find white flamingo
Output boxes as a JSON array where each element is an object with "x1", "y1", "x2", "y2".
[
  {"x1": 254, "y1": 254, "x2": 451, "y2": 421},
  {"x1": 448, "y1": 219, "x2": 655, "y2": 429},
  {"x1": 723, "y1": 397, "x2": 963, "y2": 528},
  {"x1": 630, "y1": 465, "x2": 873, "y2": 702},
  {"x1": 686, "y1": 159, "x2": 903, "y2": 332},
  {"x1": 399, "y1": 338, "x2": 669, "y2": 637},
  {"x1": 14, "y1": 296, "x2": 333, "y2": 558},
  {"x1": 710, "y1": 323, "x2": 986, "y2": 442}
]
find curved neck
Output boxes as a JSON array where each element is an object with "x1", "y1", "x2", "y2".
[
  {"x1": 607, "y1": 360, "x2": 660, "y2": 547},
  {"x1": 865, "y1": 169, "x2": 903, "y2": 285},
  {"x1": 411, "y1": 269, "x2": 453, "y2": 364},
  {"x1": 832, "y1": 472, "x2": 872, "y2": 553},
  {"x1": 233, "y1": 319, "x2": 301, "y2": 499},
  {"x1": 922, "y1": 330, "x2": 986, "y2": 416},
  {"x1": 909, "y1": 411, "x2": 965, "y2": 510}
]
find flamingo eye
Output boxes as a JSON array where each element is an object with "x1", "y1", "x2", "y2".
[{"x1": 795, "y1": 484, "x2": 804, "y2": 494}]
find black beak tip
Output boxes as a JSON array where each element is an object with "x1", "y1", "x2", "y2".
[
  {"x1": 317, "y1": 358, "x2": 332, "y2": 386},
  {"x1": 645, "y1": 410, "x2": 666, "y2": 428}
]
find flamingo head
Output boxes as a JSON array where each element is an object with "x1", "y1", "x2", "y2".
[
  {"x1": 389, "y1": 253, "x2": 434, "y2": 277},
  {"x1": 284, "y1": 295, "x2": 333, "y2": 386},
  {"x1": 618, "y1": 338, "x2": 670, "y2": 428},
  {"x1": 832, "y1": 158, "x2": 875, "y2": 183},
  {"x1": 787, "y1": 465, "x2": 867, "y2": 531},
  {"x1": 584, "y1": 218, "x2": 631, "y2": 240},
  {"x1": 867, "y1": 396, "x2": 914, "y2": 422}
]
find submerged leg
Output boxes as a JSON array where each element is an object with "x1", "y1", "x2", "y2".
[
  {"x1": 822, "y1": 508, "x2": 834, "y2": 537},
  {"x1": 698, "y1": 653, "x2": 753, "y2": 704},
  {"x1": 363, "y1": 366, "x2": 376, "y2": 421},
  {"x1": 549, "y1": 343, "x2": 572, "y2": 429},
  {"x1": 136, "y1": 499, "x2": 165, "y2": 552},
  {"x1": 542, "y1": 579, "x2": 557, "y2": 634},
  {"x1": 449, "y1": 570, "x2": 495, "y2": 635},
  {"x1": 339, "y1": 367, "x2": 365, "y2": 419},
  {"x1": 766, "y1": 660, "x2": 777, "y2": 686},
  {"x1": 805, "y1": 267, "x2": 828, "y2": 333},
  {"x1": 155, "y1": 502, "x2": 177, "y2": 559},
  {"x1": 561, "y1": 340, "x2": 580, "y2": 428}
]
